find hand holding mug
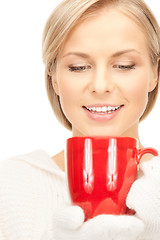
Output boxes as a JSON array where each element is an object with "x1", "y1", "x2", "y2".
[
  {"x1": 66, "y1": 136, "x2": 158, "y2": 220},
  {"x1": 126, "y1": 156, "x2": 160, "y2": 239},
  {"x1": 52, "y1": 205, "x2": 145, "y2": 240}
]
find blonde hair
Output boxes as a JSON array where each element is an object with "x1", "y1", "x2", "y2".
[{"x1": 42, "y1": 0, "x2": 160, "y2": 130}]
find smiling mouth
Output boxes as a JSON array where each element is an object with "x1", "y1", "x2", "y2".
[{"x1": 83, "y1": 105, "x2": 124, "y2": 114}]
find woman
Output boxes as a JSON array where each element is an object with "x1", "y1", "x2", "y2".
[{"x1": 0, "y1": 0, "x2": 160, "y2": 239}]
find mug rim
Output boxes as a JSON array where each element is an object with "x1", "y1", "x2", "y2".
[{"x1": 67, "y1": 136, "x2": 138, "y2": 141}]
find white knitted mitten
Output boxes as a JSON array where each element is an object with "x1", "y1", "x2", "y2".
[
  {"x1": 126, "y1": 157, "x2": 160, "y2": 240},
  {"x1": 52, "y1": 205, "x2": 144, "y2": 240}
]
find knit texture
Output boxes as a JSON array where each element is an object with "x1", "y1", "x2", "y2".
[
  {"x1": 0, "y1": 150, "x2": 160, "y2": 240},
  {"x1": 0, "y1": 150, "x2": 70, "y2": 240},
  {"x1": 52, "y1": 206, "x2": 145, "y2": 240},
  {"x1": 126, "y1": 157, "x2": 160, "y2": 240}
]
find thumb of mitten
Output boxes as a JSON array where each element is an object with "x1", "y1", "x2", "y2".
[
  {"x1": 53, "y1": 205, "x2": 85, "y2": 230},
  {"x1": 140, "y1": 157, "x2": 160, "y2": 182}
]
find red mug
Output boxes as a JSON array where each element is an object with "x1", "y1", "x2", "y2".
[{"x1": 66, "y1": 136, "x2": 158, "y2": 220}]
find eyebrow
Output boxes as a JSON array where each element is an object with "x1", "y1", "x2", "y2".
[
  {"x1": 62, "y1": 49, "x2": 141, "y2": 59},
  {"x1": 62, "y1": 52, "x2": 90, "y2": 59},
  {"x1": 112, "y1": 49, "x2": 141, "y2": 57}
]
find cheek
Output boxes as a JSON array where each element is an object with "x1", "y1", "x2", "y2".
[
  {"x1": 124, "y1": 74, "x2": 149, "y2": 112},
  {"x1": 57, "y1": 78, "x2": 80, "y2": 118}
]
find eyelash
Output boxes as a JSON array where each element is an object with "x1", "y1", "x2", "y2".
[
  {"x1": 68, "y1": 64, "x2": 136, "y2": 72},
  {"x1": 113, "y1": 64, "x2": 136, "y2": 70},
  {"x1": 68, "y1": 66, "x2": 91, "y2": 72}
]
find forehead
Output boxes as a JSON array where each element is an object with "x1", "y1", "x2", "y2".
[{"x1": 60, "y1": 7, "x2": 148, "y2": 57}]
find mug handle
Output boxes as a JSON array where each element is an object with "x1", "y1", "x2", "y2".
[{"x1": 137, "y1": 148, "x2": 159, "y2": 164}]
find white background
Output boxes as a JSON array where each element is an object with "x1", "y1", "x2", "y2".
[{"x1": 0, "y1": 0, "x2": 159, "y2": 161}]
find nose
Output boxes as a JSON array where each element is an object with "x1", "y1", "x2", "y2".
[{"x1": 89, "y1": 66, "x2": 115, "y2": 94}]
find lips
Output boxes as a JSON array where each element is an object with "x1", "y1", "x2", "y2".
[
  {"x1": 83, "y1": 104, "x2": 124, "y2": 121},
  {"x1": 83, "y1": 105, "x2": 123, "y2": 114}
]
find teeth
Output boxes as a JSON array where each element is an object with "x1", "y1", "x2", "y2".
[
  {"x1": 102, "y1": 106, "x2": 107, "y2": 112},
  {"x1": 108, "y1": 106, "x2": 112, "y2": 111},
  {"x1": 96, "y1": 107, "x2": 101, "y2": 112},
  {"x1": 86, "y1": 105, "x2": 121, "y2": 113}
]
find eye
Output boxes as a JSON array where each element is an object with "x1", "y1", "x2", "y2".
[
  {"x1": 113, "y1": 64, "x2": 136, "y2": 71},
  {"x1": 68, "y1": 65, "x2": 91, "y2": 72}
]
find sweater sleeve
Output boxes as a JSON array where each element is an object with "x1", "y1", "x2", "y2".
[
  {"x1": 0, "y1": 157, "x2": 51, "y2": 240},
  {"x1": 0, "y1": 228, "x2": 5, "y2": 240}
]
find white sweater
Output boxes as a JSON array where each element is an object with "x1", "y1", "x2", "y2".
[
  {"x1": 0, "y1": 150, "x2": 160, "y2": 240},
  {"x1": 0, "y1": 150, "x2": 71, "y2": 240}
]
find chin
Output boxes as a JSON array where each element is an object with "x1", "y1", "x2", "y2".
[{"x1": 80, "y1": 128, "x2": 122, "y2": 137}]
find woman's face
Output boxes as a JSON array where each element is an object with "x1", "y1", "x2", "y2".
[{"x1": 53, "y1": 7, "x2": 157, "y2": 138}]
